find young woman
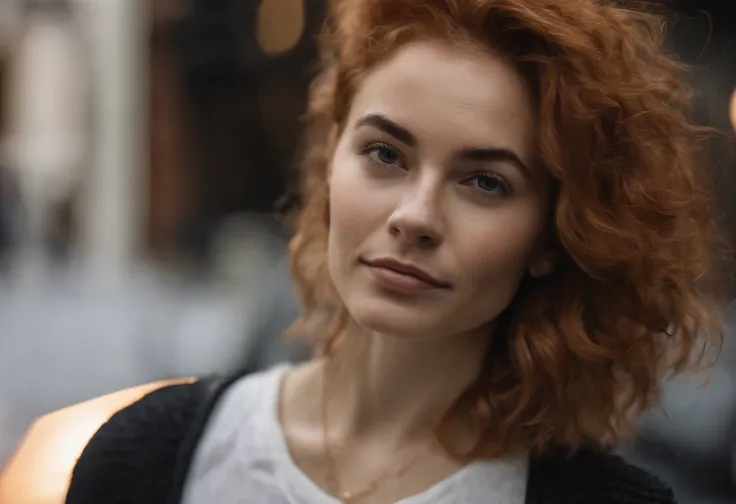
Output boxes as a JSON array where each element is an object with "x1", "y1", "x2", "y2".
[{"x1": 61, "y1": 0, "x2": 726, "y2": 503}]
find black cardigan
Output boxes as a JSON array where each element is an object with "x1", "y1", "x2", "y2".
[{"x1": 64, "y1": 376, "x2": 677, "y2": 504}]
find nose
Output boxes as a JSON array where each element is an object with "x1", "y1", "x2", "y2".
[{"x1": 387, "y1": 182, "x2": 445, "y2": 247}]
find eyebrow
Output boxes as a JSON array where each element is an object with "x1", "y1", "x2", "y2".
[
  {"x1": 355, "y1": 114, "x2": 417, "y2": 146},
  {"x1": 354, "y1": 113, "x2": 531, "y2": 177},
  {"x1": 460, "y1": 148, "x2": 531, "y2": 178}
]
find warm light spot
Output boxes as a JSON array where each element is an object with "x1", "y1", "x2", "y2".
[
  {"x1": 730, "y1": 88, "x2": 736, "y2": 134},
  {"x1": 256, "y1": 0, "x2": 305, "y2": 56},
  {"x1": 0, "y1": 378, "x2": 194, "y2": 504}
]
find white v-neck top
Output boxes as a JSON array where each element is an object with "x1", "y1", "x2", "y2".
[{"x1": 181, "y1": 365, "x2": 529, "y2": 504}]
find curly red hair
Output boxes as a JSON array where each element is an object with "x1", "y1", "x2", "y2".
[{"x1": 287, "y1": 0, "x2": 728, "y2": 457}]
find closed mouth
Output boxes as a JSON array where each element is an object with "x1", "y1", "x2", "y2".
[{"x1": 361, "y1": 257, "x2": 450, "y2": 289}]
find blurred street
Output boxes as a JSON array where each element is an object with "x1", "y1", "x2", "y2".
[
  {"x1": 0, "y1": 264, "x2": 255, "y2": 464},
  {"x1": 0, "y1": 213, "x2": 305, "y2": 467}
]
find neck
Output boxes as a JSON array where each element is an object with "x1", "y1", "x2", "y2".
[{"x1": 323, "y1": 324, "x2": 493, "y2": 448}]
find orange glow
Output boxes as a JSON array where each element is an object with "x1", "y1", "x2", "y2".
[
  {"x1": 730, "y1": 88, "x2": 736, "y2": 134},
  {"x1": 0, "y1": 378, "x2": 194, "y2": 504},
  {"x1": 256, "y1": 0, "x2": 305, "y2": 55}
]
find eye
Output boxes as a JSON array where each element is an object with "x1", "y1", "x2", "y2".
[
  {"x1": 463, "y1": 173, "x2": 510, "y2": 196},
  {"x1": 363, "y1": 143, "x2": 404, "y2": 168}
]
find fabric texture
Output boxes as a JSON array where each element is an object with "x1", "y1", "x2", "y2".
[
  {"x1": 180, "y1": 366, "x2": 528, "y2": 504},
  {"x1": 65, "y1": 368, "x2": 677, "y2": 504}
]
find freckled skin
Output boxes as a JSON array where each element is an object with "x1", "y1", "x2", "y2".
[{"x1": 328, "y1": 40, "x2": 554, "y2": 340}]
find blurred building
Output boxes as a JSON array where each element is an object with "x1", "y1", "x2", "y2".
[
  {"x1": 0, "y1": 0, "x2": 312, "y2": 467},
  {"x1": 0, "y1": 1, "x2": 735, "y2": 272},
  {"x1": 148, "y1": 0, "x2": 324, "y2": 265}
]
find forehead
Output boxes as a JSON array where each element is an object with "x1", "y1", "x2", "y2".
[{"x1": 346, "y1": 40, "x2": 535, "y2": 159}]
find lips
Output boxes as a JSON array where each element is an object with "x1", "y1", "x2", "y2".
[{"x1": 361, "y1": 257, "x2": 450, "y2": 289}]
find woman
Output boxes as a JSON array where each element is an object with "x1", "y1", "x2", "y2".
[{"x1": 64, "y1": 0, "x2": 726, "y2": 503}]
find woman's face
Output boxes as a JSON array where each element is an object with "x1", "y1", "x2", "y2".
[{"x1": 327, "y1": 40, "x2": 553, "y2": 340}]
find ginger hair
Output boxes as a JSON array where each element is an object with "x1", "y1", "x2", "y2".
[{"x1": 287, "y1": 0, "x2": 728, "y2": 457}]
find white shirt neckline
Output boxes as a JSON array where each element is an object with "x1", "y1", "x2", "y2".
[{"x1": 262, "y1": 365, "x2": 529, "y2": 504}]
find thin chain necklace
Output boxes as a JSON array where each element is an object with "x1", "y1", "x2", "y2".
[{"x1": 320, "y1": 360, "x2": 424, "y2": 503}]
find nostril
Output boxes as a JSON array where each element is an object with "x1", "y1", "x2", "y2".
[{"x1": 418, "y1": 234, "x2": 439, "y2": 247}]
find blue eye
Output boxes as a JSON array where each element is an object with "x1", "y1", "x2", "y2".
[
  {"x1": 365, "y1": 143, "x2": 403, "y2": 167},
  {"x1": 465, "y1": 173, "x2": 510, "y2": 196}
]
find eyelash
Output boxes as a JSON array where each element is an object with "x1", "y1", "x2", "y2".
[
  {"x1": 359, "y1": 142, "x2": 511, "y2": 197},
  {"x1": 462, "y1": 172, "x2": 511, "y2": 197},
  {"x1": 361, "y1": 142, "x2": 405, "y2": 168}
]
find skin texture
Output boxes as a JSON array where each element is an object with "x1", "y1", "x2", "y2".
[{"x1": 280, "y1": 40, "x2": 555, "y2": 503}]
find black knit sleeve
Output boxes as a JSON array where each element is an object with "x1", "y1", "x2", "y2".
[
  {"x1": 602, "y1": 456, "x2": 677, "y2": 504},
  {"x1": 528, "y1": 447, "x2": 677, "y2": 504},
  {"x1": 64, "y1": 380, "x2": 218, "y2": 504}
]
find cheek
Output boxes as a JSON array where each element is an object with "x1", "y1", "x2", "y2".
[
  {"x1": 328, "y1": 149, "x2": 397, "y2": 252},
  {"x1": 327, "y1": 150, "x2": 393, "y2": 278},
  {"x1": 330, "y1": 193, "x2": 364, "y2": 245},
  {"x1": 456, "y1": 207, "x2": 543, "y2": 296},
  {"x1": 328, "y1": 162, "x2": 371, "y2": 250}
]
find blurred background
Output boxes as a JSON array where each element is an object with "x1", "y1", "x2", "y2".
[{"x1": 0, "y1": 0, "x2": 734, "y2": 502}]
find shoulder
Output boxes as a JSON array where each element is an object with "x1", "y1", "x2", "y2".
[
  {"x1": 0, "y1": 378, "x2": 194, "y2": 504},
  {"x1": 183, "y1": 365, "x2": 290, "y2": 483},
  {"x1": 65, "y1": 365, "x2": 286, "y2": 504},
  {"x1": 530, "y1": 447, "x2": 676, "y2": 504},
  {"x1": 64, "y1": 376, "x2": 228, "y2": 504}
]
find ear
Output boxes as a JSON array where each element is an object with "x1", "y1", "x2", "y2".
[
  {"x1": 528, "y1": 251, "x2": 556, "y2": 278},
  {"x1": 528, "y1": 248, "x2": 556, "y2": 279},
  {"x1": 528, "y1": 217, "x2": 558, "y2": 278}
]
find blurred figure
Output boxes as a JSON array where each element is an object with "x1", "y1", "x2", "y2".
[
  {"x1": 0, "y1": 162, "x2": 18, "y2": 259},
  {"x1": 1, "y1": 0, "x2": 88, "y2": 283}
]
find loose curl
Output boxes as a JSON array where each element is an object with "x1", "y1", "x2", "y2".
[{"x1": 287, "y1": 0, "x2": 728, "y2": 458}]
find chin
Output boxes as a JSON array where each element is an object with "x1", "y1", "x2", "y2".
[{"x1": 345, "y1": 295, "x2": 442, "y2": 339}]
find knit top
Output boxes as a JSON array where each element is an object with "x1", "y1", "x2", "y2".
[{"x1": 65, "y1": 367, "x2": 677, "y2": 504}]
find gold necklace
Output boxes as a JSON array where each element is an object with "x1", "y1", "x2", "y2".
[{"x1": 320, "y1": 360, "x2": 424, "y2": 503}]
